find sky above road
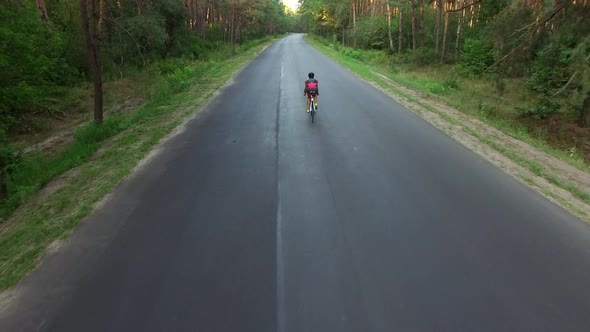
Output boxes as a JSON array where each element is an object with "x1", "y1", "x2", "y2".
[{"x1": 284, "y1": 0, "x2": 298, "y2": 11}]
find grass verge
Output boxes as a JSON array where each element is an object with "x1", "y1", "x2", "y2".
[
  {"x1": 305, "y1": 35, "x2": 590, "y2": 207},
  {"x1": 0, "y1": 36, "x2": 279, "y2": 290},
  {"x1": 306, "y1": 35, "x2": 590, "y2": 171}
]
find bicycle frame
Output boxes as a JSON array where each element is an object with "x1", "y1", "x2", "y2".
[{"x1": 308, "y1": 93, "x2": 317, "y2": 123}]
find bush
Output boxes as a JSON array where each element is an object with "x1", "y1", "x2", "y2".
[
  {"x1": 158, "y1": 58, "x2": 189, "y2": 75},
  {"x1": 412, "y1": 48, "x2": 438, "y2": 65},
  {"x1": 125, "y1": 14, "x2": 168, "y2": 58},
  {"x1": 516, "y1": 98, "x2": 561, "y2": 119},
  {"x1": 341, "y1": 48, "x2": 364, "y2": 61},
  {"x1": 458, "y1": 38, "x2": 495, "y2": 77},
  {"x1": 351, "y1": 16, "x2": 389, "y2": 50},
  {"x1": 424, "y1": 81, "x2": 447, "y2": 95},
  {"x1": 168, "y1": 30, "x2": 214, "y2": 59},
  {"x1": 331, "y1": 34, "x2": 341, "y2": 51},
  {"x1": 526, "y1": 41, "x2": 572, "y2": 96},
  {"x1": 443, "y1": 74, "x2": 460, "y2": 91},
  {"x1": 0, "y1": 5, "x2": 78, "y2": 128},
  {"x1": 0, "y1": 141, "x2": 20, "y2": 176},
  {"x1": 0, "y1": 131, "x2": 21, "y2": 202}
]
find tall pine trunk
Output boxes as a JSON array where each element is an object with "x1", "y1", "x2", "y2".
[
  {"x1": 456, "y1": 7, "x2": 464, "y2": 59},
  {"x1": 370, "y1": 0, "x2": 377, "y2": 35},
  {"x1": 36, "y1": 0, "x2": 51, "y2": 31},
  {"x1": 398, "y1": 7, "x2": 403, "y2": 54},
  {"x1": 98, "y1": 0, "x2": 104, "y2": 34},
  {"x1": 581, "y1": 92, "x2": 590, "y2": 127},
  {"x1": 441, "y1": 10, "x2": 450, "y2": 61},
  {"x1": 387, "y1": 3, "x2": 394, "y2": 51},
  {"x1": 435, "y1": 0, "x2": 442, "y2": 53},
  {"x1": 419, "y1": 1, "x2": 425, "y2": 48},
  {"x1": 411, "y1": 5, "x2": 416, "y2": 53},
  {"x1": 352, "y1": 0, "x2": 357, "y2": 48},
  {"x1": 36, "y1": 0, "x2": 49, "y2": 21},
  {"x1": 230, "y1": 4, "x2": 235, "y2": 54},
  {"x1": 0, "y1": 171, "x2": 6, "y2": 201},
  {"x1": 80, "y1": 0, "x2": 104, "y2": 124}
]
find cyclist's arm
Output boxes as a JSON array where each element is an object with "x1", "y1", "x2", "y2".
[{"x1": 303, "y1": 81, "x2": 307, "y2": 95}]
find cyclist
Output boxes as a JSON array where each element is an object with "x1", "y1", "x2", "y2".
[{"x1": 304, "y1": 72, "x2": 319, "y2": 113}]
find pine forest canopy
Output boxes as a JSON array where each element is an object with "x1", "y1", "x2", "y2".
[
  {"x1": 0, "y1": 0, "x2": 302, "y2": 200},
  {"x1": 1, "y1": 0, "x2": 590, "y2": 200},
  {"x1": 298, "y1": 0, "x2": 590, "y2": 124},
  {"x1": 0, "y1": 0, "x2": 297, "y2": 128}
]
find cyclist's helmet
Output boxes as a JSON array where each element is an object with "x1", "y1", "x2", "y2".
[{"x1": 308, "y1": 72, "x2": 315, "y2": 78}]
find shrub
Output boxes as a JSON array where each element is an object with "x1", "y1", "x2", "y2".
[
  {"x1": 516, "y1": 98, "x2": 561, "y2": 119},
  {"x1": 458, "y1": 38, "x2": 495, "y2": 77},
  {"x1": 0, "y1": 139, "x2": 20, "y2": 176},
  {"x1": 0, "y1": 131, "x2": 21, "y2": 202},
  {"x1": 168, "y1": 30, "x2": 214, "y2": 59},
  {"x1": 341, "y1": 48, "x2": 364, "y2": 61},
  {"x1": 443, "y1": 73, "x2": 460, "y2": 91},
  {"x1": 424, "y1": 82, "x2": 446, "y2": 95},
  {"x1": 0, "y1": 5, "x2": 78, "y2": 127},
  {"x1": 526, "y1": 41, "x2": 572, "y2": 96},
  {"x1": 412, "y1": 48, "x2": 438, "y2": 65}
]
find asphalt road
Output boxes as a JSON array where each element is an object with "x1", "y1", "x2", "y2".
[{"x1": 2, "y1": 34, "x2": 590, "y2": 332}]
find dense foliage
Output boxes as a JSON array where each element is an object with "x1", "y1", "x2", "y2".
[
  {"x1": 0, "y1": 0, "x2": 296, "y2": 199},
  {"x1": 298, "y1": 0, "x2": 590, "y2": 122},
  {"x1": 1, "y1": 0, "x2": 294, "y2": 127}
]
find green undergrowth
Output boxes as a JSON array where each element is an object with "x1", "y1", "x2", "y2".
[
  {"x1": 306, "y1": 35, "x2": 590, "y2": 173},
  {"x1": 305, "y1": 35, "x2": 590, "y2": 208},
  {"x1": 0, "y1": 36, "x2": 279, "y2": 290}
]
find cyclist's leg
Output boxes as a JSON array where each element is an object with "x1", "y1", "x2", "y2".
[{"x1": 306, "y1": 94, "x2": 311, "y2": 112}]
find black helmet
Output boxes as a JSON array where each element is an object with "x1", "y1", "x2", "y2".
[{"x1": 308, "y1": 72, "x2": 315, "y2": 78}]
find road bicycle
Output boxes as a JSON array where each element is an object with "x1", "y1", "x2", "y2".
[{"x1": 308, "y1": 92, "x2": 317, "y2": 123}]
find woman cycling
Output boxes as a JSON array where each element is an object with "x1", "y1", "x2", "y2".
[{"x1": 304, "y1": 72, "x2": 319, "y2": 113}]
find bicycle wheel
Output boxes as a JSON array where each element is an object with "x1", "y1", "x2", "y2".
[{"x1": 310, "y1": 100, "x2": 315, "y2": 123}]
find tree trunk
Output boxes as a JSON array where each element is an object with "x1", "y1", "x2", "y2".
[
  {"x1": 435, "y1": 0, "x2": 442, "y2": 53},
  {"x1": 370, "y1": 0, "x2": 377, "y2": 37},
  {"x1": 230, "y1": 4, "x2": 235, "y2": 54},
  {"x1": 0, "y1": 171, "x2": 6, "y2": 201},
  {"x1": 398, "y1": 7, "x2": 403, "y2": 54},
  {"x1": 581, "y1": 92, "x2": 590, "y2": 127},
  {"x1": 80, "y1": 0, "x2": 104, "y2": 124},
  {"x1": 36, "y1": 0, "x2": 49, "y2": 21},
  {"x1": 98, "y1": 0, "x2": 104, "y2": 34},
  {"x1": 419, "y1": 0, "x2": 425, "y2": 48},
  {"x1": 411, "y1": 5, "x2": 416, "y2": 53},
  {"x1": 456, "y1": 8, "x2": 463, "y2": 59},
  {"x1": 469, "y1": 2, "x2": 475, "y2": 27},
  {"x1": 135, "y1": 0, "x2": 142, "y2": 15},
  {"x1": 352, "y1": 0, "x2": 357, "y2": 48},
  {"x1": 441, "y1": 11, "x2": 450, "y2": 61},
  {"x1": 387, "y1": 3, "x2": 394, "y2": 51}
]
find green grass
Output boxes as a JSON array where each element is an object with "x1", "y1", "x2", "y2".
[
  {"x1": 306, "y1": 35, "x2": 590, "y2": 173},
  {"x1": 304, "y1": 35, "x2": 590, "y2": 208},
  {"x1": 465, "y1": 120, "x2": 590, "y2": 206},
  {"x1": 0, "y1": 36, "x2": 280, "y2": 290}
]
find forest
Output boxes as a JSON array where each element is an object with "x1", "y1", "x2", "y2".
[
  {"x1": 1, "y1": 0, "x2": 590, "y2": 216},
  {"x1": 0, "y1": 0, "x2": 295, "y2": 127},
  {"x1": 298, "y1": 1, "x2": 589, "y2": 115},
  {"x1": 298, "y1": 1, "x2": 590, "y2": 150},
  {"x1": 0, "y1": 0, "x2": 590, "y2": 293},
  {"x1": 0, "y1": 0, "x2": 296, "y2": 210}
]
